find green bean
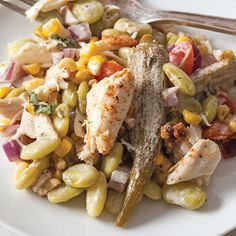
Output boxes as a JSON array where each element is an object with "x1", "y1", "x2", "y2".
[
  {"x1": 177, "y1": 92, "x2": 202, "y2": 113},
  {"x1": 47, "y1": 184, "x2": 83, "y2": 203},
  {"x1": 90, "y1": 4, "x2": 120, "y2": 36},
  {"x1": 202, "y1": 95, "x2": 218, "y2": 123},
  {"x1": 53, "y1": 116, "x2": 69, "y2": 137},
  {"x1": 163, "y1": 63, "x2": 196, "y2": 96},
  {"x1": 62, "y1": 82, "x2": 78, "y2": 109},
  {"x1": 5, "y1": 88, "x2": 24, "y2": 98},
  {"x1": 63, "y1": 163, "x2": 98, "y2": 188},
  {"x1": 16, "y1": 157, "x2": 49, "y2": 189},
  {"x1": 105, "y1": 190, "x2": 125, "y2": 215},
  {"x1": 143, "y1": 181, "x2": 162, "y2": 200},
  {"x1": 163, "y1": 182, "x2": 206, "y2": 210},
  {"x1": 36, "y1": 10, "x2": 64, "y2": 24},
  {"x1": 72, "y1": 0, "x2": 104, "y2": 24},
  {"x1": 101, "y1": 142, "x2": 123, "y2": 178},
  {"x1": 21, "y1": 138, "x2": 61, "y2": 160},
  {"x1": 77, "y1": 80, "x2": 90, "y2": 115},
  {"x1": 114, "y1": 18, "x2": 152, "y2": 38},
  {"x1": 86, "y1": 171, "x2": 107, "y2": 217}
]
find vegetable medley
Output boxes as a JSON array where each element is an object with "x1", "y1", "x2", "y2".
[{"x1": 1, "y1": 0, "x2": 236, "y2": 227}]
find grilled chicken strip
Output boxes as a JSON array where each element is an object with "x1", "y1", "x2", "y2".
[
  {"x1": 85, "y1": 69, "x2": 134, "y2": 155},
  {"x1": 116, "y1": 44, "x2": 168, "y2": 227},
  {"x1": 191, "y1": 60, "x2": 236, "y2": 94},
  {"x1": 167, "y1": 139, "x2": 221, "y2": 185}
]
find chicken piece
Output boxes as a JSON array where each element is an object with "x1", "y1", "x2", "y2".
[
  {"x1": 25, "y1": 0, "x2": 74, "y2": 21},
  {"x1": 85, "y1": 69, "x2": 134, "y2": 155},
  {"x1": 167, "y1": 139, "x2": 221, "y2": 185},
  {"x1": 34, "y1": 64, "x2": 69, "y2": 102},
  {"x1": 13, "y1": 43, "x2": 52, "y2": 66},
  {"x1": 16, "y1": 109, "x2": 58, "y2": 140},
  {"x1": 0, "y1": 97, "x2": 24, "y2": 119}
]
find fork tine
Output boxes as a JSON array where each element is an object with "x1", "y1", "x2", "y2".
[
  {"x1": 18, "y1": 0, "x2": 35, "y2": 6},
  {"x1": 0, "y1": 0, "x2": 26, "y2": 15}
]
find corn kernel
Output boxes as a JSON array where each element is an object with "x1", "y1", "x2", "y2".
[
  {"x1": 199, "y1": 45, "x2": 209, "y2": 55},
  {"x1": 58, "y1": 58, "x2": 77, "y2": 73},
  {"x1": 42, "y1": 18, "x2": 61, "y2": 37},
  {"x1": 22, "y1": 63, "x2": 41, "y2": 76},
  {"x1": 0, "y1": 117, "x2": 11, "y2": 131},
  {"x1": 72, "y1": 68, "x2": 92, "y2": 84},
  {"x1": 213, "y1": 49, "x2": 235, "y2": 62},
  {"x1": 5, "y1": 87, "x2": 24, "y2": 98},
  {"x1": 34, "y1": 25, "x2": 46, "y2": 39},
  {"x1": 87, "y1": 55, "x2": 106, "y2": 76},
  {"x1": 14, "y1": 161, "x2": 29, "y2": 180},
  {"x1": 26, "y1": 103, "x2": 35, "y2": 115},
  {"x1": 0, "y1": 87, "x2": 11, "y2": 99},
  {"x1": 90, "y1": 36, "x2": 99, "y2": 43},
  {"x1": 80, "y1": 41, "x2": 102, "y2": 64},
  {"x1": 228, "y1": 119, "x2": 236, "y2": 133},
  {"x1": 153, "y1": 153, "x2": 172, "y2": 172},
  {"x1": 217, "y1": 104, "x2": 230, "y2": 121},
  {"x1": 22, "y1": 78, "x2": 44, "y2": 92},
  {"x1": 175, "y1": 34, "x2": 193, "y2": 45},
  {"x1": 182, "y1": 109, "x2": 202, "y2": 126},
  {"x1": 54, "y1": 137, "x2": 73, "y2": 158}
]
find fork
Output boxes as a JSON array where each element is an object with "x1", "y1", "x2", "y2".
[{"x1": 1, "y1": 0, "x2": 236, "y2": 35}]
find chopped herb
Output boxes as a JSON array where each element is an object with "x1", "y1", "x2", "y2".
[
  {"x1": 50, "y1": 34, "x2": 76, "y2": 48},
  {"x1": 27, "y1": 91, "x2": 39, "y2": 104},
  {"x1": 34, "y1": 103, "x2": 58, "y2": 115}
]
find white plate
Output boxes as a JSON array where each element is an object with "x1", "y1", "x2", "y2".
[{"x1": 0, "y1": 1, "x2": 236, "y2": 236}]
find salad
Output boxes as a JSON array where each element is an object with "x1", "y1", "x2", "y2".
[{"x1": 0, "y1": 0, "x2": 236, "y2": 227}]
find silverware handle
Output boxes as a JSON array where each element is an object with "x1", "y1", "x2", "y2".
[{"x1": 148, "y1": 11, "x2": 236, "y2": 35}]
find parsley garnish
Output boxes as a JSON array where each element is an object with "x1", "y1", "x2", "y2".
[{"x1": 50, "y1": 34, "x2": 76, "y2": 48}]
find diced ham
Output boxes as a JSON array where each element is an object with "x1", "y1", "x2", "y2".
[
  {"x1": 108, "y1": 166, "x2": 130, "y2": 193},
  {"x1": 68, "y1": 23, "x2": 92, "y2": 42},
  {"x1": 63, "y1": 48, "x2": 77, "y2": 59}
]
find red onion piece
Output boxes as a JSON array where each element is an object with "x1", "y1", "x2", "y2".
[
  {"x1": 0, "y1": 61, "x2": 23, "y2": 84},
  {"x1": 2, "y1": 140, "x2": 21, "y2": 162},
  {"x1": 162, "y1": 87, "x2": 178, "y2": 108},
  {"x1": 201, "y1": 54, "x2": 218, "y2": 68},
  {"x1": 192, "y1": 44, "x2": 202, "y2": 73},
  {"x1": 52, "y1": 52, "x2": 64, "y2": 65},
  {"x1": 59, "y1": 6, "x2": 79, "y2": 25},
  {"x1": 63, "y1": 48, "x2": 77, "y2": 59},
  {"x1": 68, "y1": 23, "x2": 92, "y2": 42}
]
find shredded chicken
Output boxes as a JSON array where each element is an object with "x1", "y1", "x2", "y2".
[
  {"x1": 13, "y1": 42, "x2": 52, "y2": 66},
  {"x1": 25, "y1": 0, "x2": 74, "y2": 21},
  {"x1": 0, "y1": 97, "x2": 24, "y2": 119},
  {"x1": 85, "y1": 69, "x2": 134, "y2": 155},
  {"x1": 167, "y1": 139, "x2": 221, "y2": 185},
  {"x1": 15, "y1": 109, "x2": 58, "y2": 140}
]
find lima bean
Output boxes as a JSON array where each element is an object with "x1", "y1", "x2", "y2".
[
  {"x1": 118, "y1": 47, "x2": 132, "y2": 66},
  {"x1": 62, "y1": 82, "x2": 78, "y2": 109},
  {"x1": 101, "y1": 142, "x2": 123, "y2": 178},
  {"x1": 16, "y1": 157, "x2": 49, "y2": 189},
  {"x1": 163, "y1": 182, "x2": 206, "y2": 210},
  {"x1": 105, "y1": 190, "x2": 125, "y2": 215},
  {"x1": 114, "y1": 18, "x2": 152, "y2": 38},
  {"x1": 63, "y1": 163, "x2": 98, "y2": 188},
  {"x1": 77, "y1": 80, "x2": 90, "y2": 115},
  {"x1": 53, "y1": 115, "x2": 69, "y2": 137},
  {"x1": 90, "y1": 4, "x2": 120, "y2": 36},
  {"x1": 47, "y1": 184, "x2": 83, "y2": 203},
  {"x1": 86, "y1": 171, "x2": 107, "y2": 217},
  {"x1": 163, "y1": 63, "x2": 196, "y2": 96},
  {"x1": 143, "y1": 181, "x2": 162, "y2": 200},
  {"x1": 202, "y1": 95, "x2": 218, "y2": 123},
  {"x1": 72, "y1": 0, "x2": 104, "y2": 24},
  {"x1": 20, "y1": 138, "x2": 61, "y2": 160},
  {"x1": 177, "y1": 92, "x2": 202, "y2": 113}
]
